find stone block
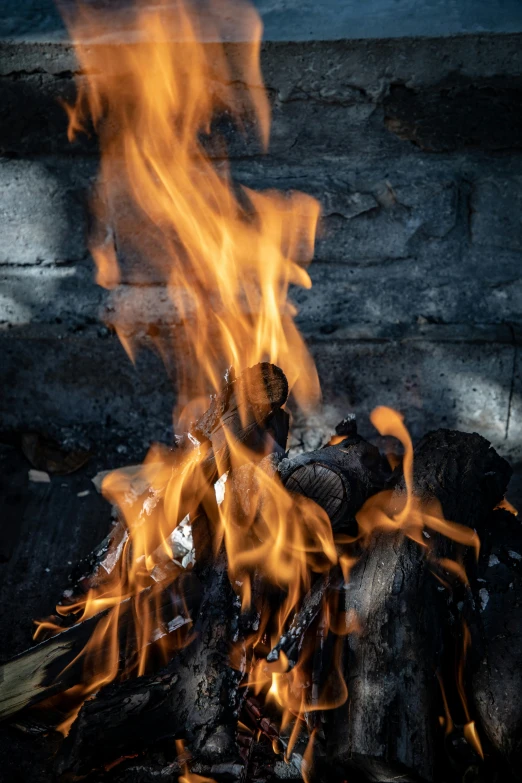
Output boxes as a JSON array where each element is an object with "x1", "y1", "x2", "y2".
[
  {"x1": 315, "y1": 178, "x2": 457, "y2": 262},
  {"x1": 0, "y1": 157, "x2": 96, "y2": 265},
  {"x1": 0, "y1": 264, "x2": 103, "y2": 325},
  {"x1": 471, "y1": 177, "x2": 522, "y2": 252},
  {"x1": 0, "y1": 326, "x2": 175, "y2": 447},
  {"x1": 308, "y1": 335, "x2": 514, "y2": 456},
  {"x1": 294, "y1": 241, "x2": 522, "y2": 333}
]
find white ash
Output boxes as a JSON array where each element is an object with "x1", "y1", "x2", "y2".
[
  {"x1": 214, "y1": 471, "x2": 228, "y2": 506},
  {"x1": 91, "y1": 465, "x2": 149, "y2": 502},
  {"x1": 479, "y1": 588, "x2": 489, "y2": 611},
  {"x1": 508, "y1": 550, "x2": 522, "y2": 561},
  {"x1": 169, "y1": 514, "x2": 193, "y2": 556},
  {"x1": 91, "y1": 469, "x2": 111, "y2": 493},
  {"x1": 140, "y1": 488, "x2": 160, "y2": 518},
  {"x1": 29, "y1": 469, "x2": 50, "y2": 483},
  {"x1": 151, "y1": 615, "x2": 191, "y2": 642},
  {"x1": 274, "y1": 760, "x2": 303, "y2": 779},
  {"x1": 160, "y1": 513, "x2": 196, "y2": 569},
  {"x1": 101, "y1": 530, "x2": 129, "y2": 575},
  {"x1": 167, "y1": 616, "x2": 191, "y2": 633},
  {"x1": 181, "y1": 550, "x2": 196, "y2": 569},
  {"x1": 488, "y1": 554, "x2": 500, "y2": 567},
  {"x1": 187, "y1": 433, "x2": 201, "y2": 448}
]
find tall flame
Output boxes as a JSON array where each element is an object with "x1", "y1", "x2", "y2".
[
  {"x1": 62, "y1": 0, "x2": 320, "y2": 410},
  {"x1": 34, "y1": 0, "x2": 485, "y2": 771}
]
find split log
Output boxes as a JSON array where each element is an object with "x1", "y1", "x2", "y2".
[
  {"x1": 278, "y1": 422, "x2": 388, "y2": 534},
  {"x1": 0, "y1": 364, "x2": 288, "y2": 730},
  {"x1": 54, "y1": 410, "x2": 390, "y2": 775},
  {"x1": 56, "y1": 549, "x2": 242, "y2": 776},
  {"x1": 50, "y1": 362, "x2": 289, "y2": 611},
  {"x1": 326, "y1": 429, "x2": 512, "y2": 783},
  {"x1": 470, "y1": 507, "x2": 522, "y2": 775},
  {"x1": 266, "y1": 572, "x2": 332, "y2": 668},
  {"x1": 0, "y1": 572, "x2": 202, "y2": 721}
]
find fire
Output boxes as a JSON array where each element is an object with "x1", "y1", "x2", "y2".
[
  {"x1": 32, "y1": 0, "x2": 485, "y2": 773},
  {"x1": 37, "y1": 0, "x2": 322, "y2": 735},
  {"x1": 61, "y1": 0, "x2": 320, "y2": 409}
]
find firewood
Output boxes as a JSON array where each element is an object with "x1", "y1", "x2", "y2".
[
  {"x1": 266, "y1": 572, "x2": 332, "y2": 668},
  {"x1": 56, "y1": 549, "x2": 241, "y2": 777},
  {"x1": 326, "y1": 429, "x2": 512, "y2": 783},
  {"x1": 278, "y1": 424, "x2": 388, "y2": 534},
  {"x1": 48, "y1": 362, "x2": 289, "y2": 616},
  {"x1": 0, "y1": 365, "x2": 289, "y2": 728},
  {"x1": 0, "y1": 573, "x2": 202, "y2": 721},
  {"x1": 470, "y1": 507, "x2": 522, "y2": 775}
]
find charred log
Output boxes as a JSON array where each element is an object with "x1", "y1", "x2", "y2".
[
  {"x1": 52, "y1": 363, "x2": 289, "y2": 612},
  {"x1": 470, "y1": 507, "x2": 522, "y2": 776},
  {"x1": 0, "y1": 572, "x2": 202, "y2": 721},
  {"x1": 57, "y1": 550, "x2": 241, "y2": 776},
  {"x1": 278, "y1": 425, "x2": 388, "y2": 535},
  {"x1": 326, "y1": 429, "x2": 512, "y2": 783}
]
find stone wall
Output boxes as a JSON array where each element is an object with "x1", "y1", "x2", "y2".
[{"x1": 1, "y1": 33, "x2": 522, "y2": 460}]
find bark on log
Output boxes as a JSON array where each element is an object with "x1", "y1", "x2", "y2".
[
  {"x1": 470, "y1": 507, "x2": 522, "y2": 775},
  {"x1": 52, "y1": 363, "x2": 289, "y2": 611},
  {"x1": 326, "y1": 429, "x2": 512, "y2": 783},
  {"x1": 56, "y1": 550, "x2": 242, "y2": 776},
  {"x1": 0, "y1": 573, "x2": 202, "y2": 721}
]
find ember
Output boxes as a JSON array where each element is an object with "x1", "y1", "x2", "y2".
[{"x1": 0, "y1": 1, "x2": 521, "y2": 782}]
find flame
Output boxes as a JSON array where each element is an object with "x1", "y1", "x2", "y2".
[
  {"x1": 61, "y1": 0, "x2": 320, "y2": 407},
  {"x1": 496, "y1": 497, "x2": 518, "y2": 516},
  {"x1": 176, "y1": 740, "x2": 216, "y2": 783},
  {"x1": 436, "y1": 623, "x2": 484, "y2": 761},
  {"x1": 36, "y1": 0, "x2": 324, "y2": 739},
  {"x1": 32, "y1": 0, "x2": 488, "y2": 772},
  {"x1": 356, "y1": 407, "x2": 480, "y2": 561}
]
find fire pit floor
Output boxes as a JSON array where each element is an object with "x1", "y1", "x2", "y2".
[{"x1": 1, "y1": 433, "x2": 522, "y2": 783}]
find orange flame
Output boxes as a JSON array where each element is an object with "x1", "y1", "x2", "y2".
[
  {"x1": 37, "y1": 0, "x2": 325, "y2": 739},
  {"x1": 61, "y1": 0, "x2": 320, "y2": 409},
  {"x1": 33, "y1": 1, "x2": 486, "y2": 772}
]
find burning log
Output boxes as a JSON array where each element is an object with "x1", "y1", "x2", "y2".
[
  {"x1": 326, "y1": 429, "x2": 512, "y2": 783},
  {"x1": 0, "y1": 573, "x2": 202, "y2": 721},
  {"x1": 470, "y1": 507, "x2": 522, "y2": 776},
  {"x1": 51, "y1": 415, "x2": 392, "y2": 776},
  {"x1": 2, "y1": 401, "x2": 520, "y2": 783},
  {"x1": 0, "y1": 363, "x2": 289, "y2": 724},
  {"x1": 56, "y1": 549, "x2": 241, "y2": 777},
  {"x1": 278, "y1": 419, "x2": 388, "y2": 534},
  {"x1": 47, "y1": 362, "x2": 289, "y2": 614}
]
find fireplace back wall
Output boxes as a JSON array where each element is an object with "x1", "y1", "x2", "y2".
[{"x1": 1, "y1": 7, "x2": 522, "y2": 464}]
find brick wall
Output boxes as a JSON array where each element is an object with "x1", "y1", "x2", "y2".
[{"x1": 1, "y1": 34, "x2": 522, "y2": 460}]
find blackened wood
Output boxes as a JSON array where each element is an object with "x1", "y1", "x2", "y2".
[
  {"x1": 193, "y1": 362, "x2": 288, "y2": 445},
  {"x1": 0, "y1": 573, "x2": 202, "y2": 721},
  {"x1": 52, "y1": 363, "x2": 289, "y2": 610},
  {"x1": 266, "y1": 573, "x2": 331, "y2": 668},
  {"x1": 470, "y1": 508, "x2": 522, "y2": 775},
  {"x1": 56, "y1": 551, "x2": 241, "y2": 776},
  {"x1": 327, "y1": 531, "x2": 446, "y2": 783},
  {"x1": 327, "y1": 429, "x2": 511, "y2": 783},
  {"x1": 394, "y1": 429, "x2": 511, "y2": 535},
  {"x1": 278, "y1": 432, "x2": 388, "y2": 534}
]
